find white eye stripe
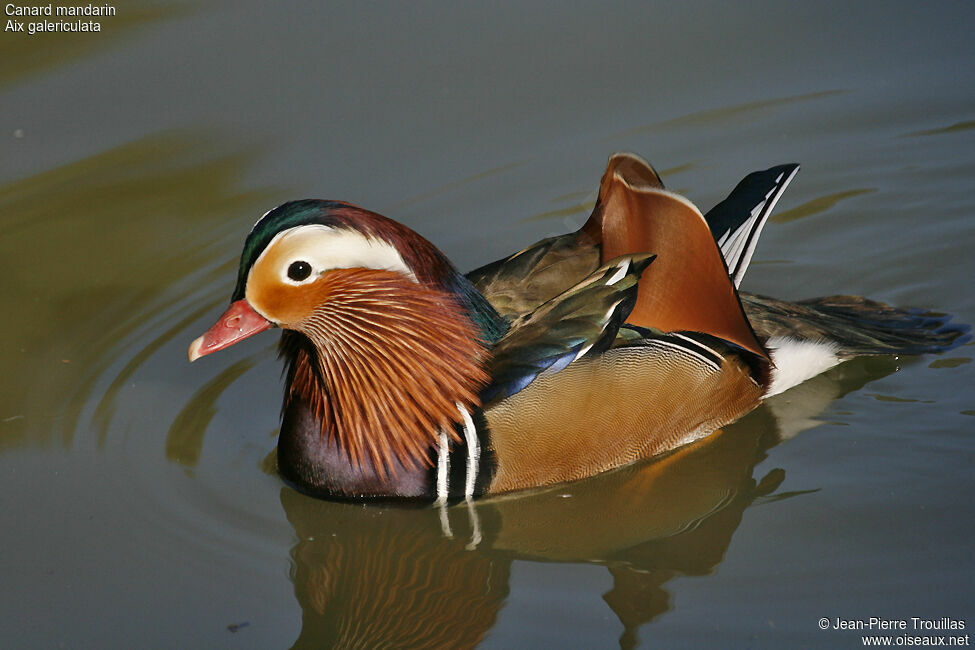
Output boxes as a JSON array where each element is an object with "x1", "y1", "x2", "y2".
[{"x1": 254, "y1": 224, "x2": 418, "y2": 285}]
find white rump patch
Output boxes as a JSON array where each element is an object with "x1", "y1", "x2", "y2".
[{"x1": 765, "y1": 336, "x2": 842, "y2": 397}]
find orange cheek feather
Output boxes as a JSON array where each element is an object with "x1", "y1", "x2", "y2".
[
  {"x1": 248, "y1": 281, "x2": 322, "y2": 327},
  {"x1": 246, "y1": 264, "x2": 333, "y2": 328}
]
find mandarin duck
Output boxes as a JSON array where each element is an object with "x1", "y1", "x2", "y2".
[{"x1": 188, "y1": 153, "x2": 968, "y2": 503}]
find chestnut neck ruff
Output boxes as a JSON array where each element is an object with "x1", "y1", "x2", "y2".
[{"x1": 281, "y1": 268, "x2": 489, "y2": 476}]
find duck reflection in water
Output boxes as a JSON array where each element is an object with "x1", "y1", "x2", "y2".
[{"x1": 279, "y1": 360, "x2": 892, "y2": 649}]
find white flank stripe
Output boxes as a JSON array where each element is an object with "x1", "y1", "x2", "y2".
[
  {"x1": 434, "y1": 429, "x2": 450, "y2": 506},
  {"x1": 670, "y1": 332, "x2": 723, "y2": 362},
  {"x1": 651, "y1": 339, "x2": 721, "y2": 371},
  {"x1": 457, "y1": 402, "x2": 480, "y2": 498}
]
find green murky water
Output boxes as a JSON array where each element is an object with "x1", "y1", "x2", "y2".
[{"x1": 2, "y1": 2, "x2": 974, "y2": 648}]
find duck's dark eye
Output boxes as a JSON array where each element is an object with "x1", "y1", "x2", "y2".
[{"x1": 287, "y1": 261, "x2": 312, "y2": 281}]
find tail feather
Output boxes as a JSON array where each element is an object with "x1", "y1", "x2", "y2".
[
  {"x1": 743, "y1": 293, "x2": 971, "y2": 357},
  {"x1": 704, "y1": 164, "x2": 800, "y2": 288}
]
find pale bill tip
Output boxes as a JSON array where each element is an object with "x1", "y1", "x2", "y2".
[{"x1": 187, "y1": 335, "x2": 205, "y2": 363}]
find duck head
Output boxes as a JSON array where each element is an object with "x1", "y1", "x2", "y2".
[{"x1": 189, "y1": 200, "x2": 506, "y2": 497}]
